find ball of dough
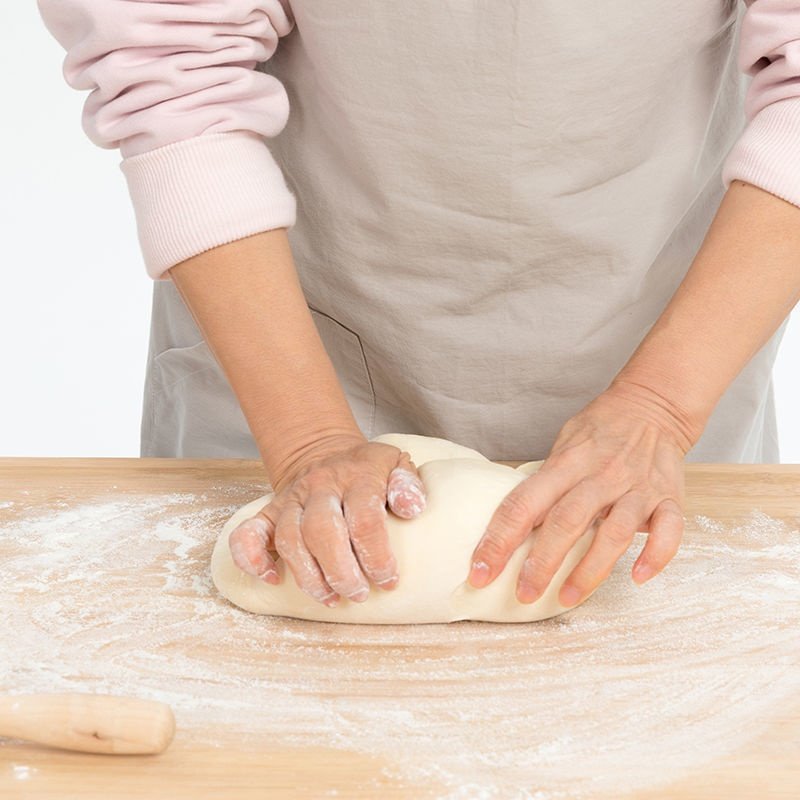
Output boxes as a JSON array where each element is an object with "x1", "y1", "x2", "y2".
[
  {"x1": 210, "y1": 434, "x2": 597, "y2": 624},
  {"x1": 371, "y1": 431, "x2": 490, "y2": 464}
]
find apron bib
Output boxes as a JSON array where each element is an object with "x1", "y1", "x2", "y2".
[{"x1": 141, "y1": 0, "x2": 783, "y2": 463}]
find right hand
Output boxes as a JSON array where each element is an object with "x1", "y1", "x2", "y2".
[{"x1": 228, "y1": 435, "x2": 427, "y2": 607}]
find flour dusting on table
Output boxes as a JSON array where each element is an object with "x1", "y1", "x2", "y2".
[{"x1": 1, "y1": 492, "x2": 798, "y2": 799}]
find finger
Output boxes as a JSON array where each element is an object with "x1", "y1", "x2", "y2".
[
  {"x1": 386, "y1": 451, "x2": 426, "y2": 519},
  {"x1": 301, "y1": 492, "x2": 370, "y2": 602},
  {"x1": 632, "y1": 497, "x2": 684, "y2": 584},
  {"x1": 517, "y1": 478, "x2": 624, "y2": 604},
  {"x1": 273, "y1": 501, "x2": 340, "y2": 607},
  {"x1": 343, "y1": 483, "x2": 398, "y2": 590},
  {"x1": 228, "y1": 502, "x2": 282, "y2": 584},
  {"x1": 468, "y1": 458, "x2": 581, "y2": 589},
  {"x1": 556, "y1": 491, "x2": 652, "y2": 606}
]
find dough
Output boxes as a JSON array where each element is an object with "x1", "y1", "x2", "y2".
[{"x1": 210, "y1": 433, "x2": 598, "y2": 623}]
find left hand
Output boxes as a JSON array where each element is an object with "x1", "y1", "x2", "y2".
[{"x1": 467, "y1": 379, "x2": 697, "y2": 607}]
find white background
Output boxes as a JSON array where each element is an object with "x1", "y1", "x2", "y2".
[{"x1": 3, "y1": 5, "x2": 799, "y2": 461}]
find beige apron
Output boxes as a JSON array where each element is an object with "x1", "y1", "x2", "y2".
[{"x1": 141, "y1": 0, "x2": 784, "y2": 463}]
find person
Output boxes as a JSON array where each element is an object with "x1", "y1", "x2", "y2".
[{"x1": 38, "y1": 1, "x2": 800, "y2": 611}]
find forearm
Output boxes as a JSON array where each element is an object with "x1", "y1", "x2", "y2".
[
  {"x1": 612, "y1": 180, "x2": 800, "y2": 450},
  {"x1": 167, "y1": 228, "x2": 363, "y2": 481}
]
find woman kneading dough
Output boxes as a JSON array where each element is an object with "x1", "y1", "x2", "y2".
[{"x1": 40, "y1": 2, "x2": 800, "y2": 613}]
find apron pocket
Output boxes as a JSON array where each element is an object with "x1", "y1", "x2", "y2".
[
  {"x1": 149, "y1": 340, "x2": 256, "y2": 457},
  {"x1": 147, "y1": 308, "x2": 377, "y2": 456},
  {"x1": 308, "y1": 306, "x2": 377, "y2": 438}
]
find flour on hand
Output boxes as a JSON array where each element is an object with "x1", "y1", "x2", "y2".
[{"x1": 210, "y1": 433, "x2": 597, "y2": 623}]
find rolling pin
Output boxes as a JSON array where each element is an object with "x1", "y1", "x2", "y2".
[{"x1": 0, "y1": 693, "x2": 175, "y2": 754}]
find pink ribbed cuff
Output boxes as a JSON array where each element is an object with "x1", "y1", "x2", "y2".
[
  {"x1": 120, "y1": 130, "x2": 296, "y2": 279},
  {"x1": 722, "y1": 97, "x2": 800, "y2": 209}
]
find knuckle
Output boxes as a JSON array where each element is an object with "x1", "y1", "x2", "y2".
[
  {"x1": 303, "y1": 506, "x2": 347, "y2": 545},
  {"x1": 542, "y1": 447, "x2": 576, "y2": 472},
  {"x1": 540, "y1": 450, "x2": 564, "y2": 469},
  {"x1": 596, "y1": 456, "x2": 631, "y2": 487},
  {"x1": 475, "y1": 532, "x2": 511, "y2": 563},
  {"x1": 303, "y1": 529, "x2": 340, "y2": 566},
  {"x1": 254, "y1": 504, "x2": 274, "y2": 523},
  {"x1": 273, "y1": 527, "x2": 297, "y2": 561},
  {"x1": 345, "y1": 502, "x2": 393, "y2": 579},
  {"x1": 346, "y1": 496, "x2": 388, "y2": 537},
  {"x1": 299, "y1": 515, "x2": 332, "y2": 547},
  {"x1": 349, "y1": 524, "x2": 381, "y2": 556},
  {"x1": 351, "y1": 515, "x2": 387, "y2": 543},
  {"x1": 395, "y1": 450, "x2": 415, "y2": 471},
  {"x1": 355, "y1": 543, "x2": 395, "y2": 579},
  {"x1": 351, "y1": 533, "x2": 391, "y2": 575},
  {"x1": 659, "y1": 502, "x2": 685, "y2": 526},
  {"x1": 306, "y1": 470, "x2": 334, "y2": 492},
  {"x1": 496, "y1": 490, "x2": 532, "y2": 525},
  {"x1": 612, "y1": 504, "x2": 641, "y2": 531},
  {"x1": 530, "y1": 544, "x2": 564, "y2": 577},
  {"x1": 286, "y1": 481, "x2": 310, "y2": 505},
  {"x1": 602, "y1": 522, "x2": 634, "y2": 548},
  {"x1": 297, "y1": 466, "x2": 336, "y2": 494},
  {"x1": 272, "y1": 530, "x2": 288, "y2": 557},
  {"x1": 547, "y1": 500, "x2": 586, "y2": 533}
]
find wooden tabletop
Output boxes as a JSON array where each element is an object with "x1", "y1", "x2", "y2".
[{"x1": 1, "y1": 458, "x2": 799, "y2": 799}]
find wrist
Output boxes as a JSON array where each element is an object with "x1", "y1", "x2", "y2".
[
  {"x1": 604, "y1": 375, "x2": 705, "y2": 454},
  {"x1": 259, "y1": 425, "x2": 367, "y2": 492}
]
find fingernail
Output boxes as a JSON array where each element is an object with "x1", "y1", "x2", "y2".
[
  {"x1": 387, "y1": 469, "x2": 427, "y2": 518},
  {"x1": 559, "y1": 585, "x2": 582, "y2": 607},
  {"x1": 633, "y1": 560, "x2": 655, "y2": 584},
  {"x1": 376, "y1": 574, "x2": 399, "y2": 590},
  {"x1": 258, "y1": 568, "x2": 279, "y2": 585},
  {"x1": 469, "y1": 560, "x2": 490, "y2": 588},
  {"x1": 324, "y1": 596, "x2": 340, "y2": 608},
  {"x1": 349, "y1": 586, "x2": 370, "y2": 602}
]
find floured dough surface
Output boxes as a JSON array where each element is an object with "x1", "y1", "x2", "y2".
[{"x1": 210, "y1": 433, "x2": 597, "y2": 623}]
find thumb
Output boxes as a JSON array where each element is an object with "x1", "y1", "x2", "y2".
[
  {"x1": 228, "y1": 500, "x2": 282, "y2": 583},
  {"x1": 386, "y1": 450, "x2": 427, "y2": 519}
]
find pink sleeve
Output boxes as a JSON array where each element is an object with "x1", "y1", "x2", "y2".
[
  {"x1": 722, "y1": 0, "x2": 800, "y2": 208},
  {"x1": 37, "y1": 0, "x2": 297, "y2": 279}
]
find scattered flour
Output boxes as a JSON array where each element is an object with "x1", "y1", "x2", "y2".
[{"x1": 0, "y1": 493, "x2": 798, "y2": 799}]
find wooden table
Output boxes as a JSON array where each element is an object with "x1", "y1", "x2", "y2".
[{"x1": 1, "y1": 459, "x2": 799, "y2": 799}]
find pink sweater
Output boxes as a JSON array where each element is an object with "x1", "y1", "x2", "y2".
[{"x1": 37, "y1": 0, "x2": 800, "y2": 279}]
